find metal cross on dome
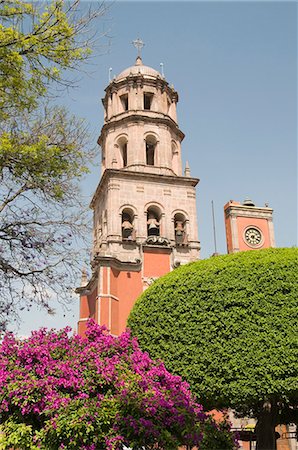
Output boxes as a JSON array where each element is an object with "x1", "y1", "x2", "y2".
[{"x1": 132, "y1": 38, "x2": 145, "y2": 57}]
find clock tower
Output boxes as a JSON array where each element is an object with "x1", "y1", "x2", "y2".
[
  {"x1": 77, "y1": 53, "x2": 200, "y2": 336},
  {"x1": 224, "y1": 198, "x2": 275, "y2": 254}
]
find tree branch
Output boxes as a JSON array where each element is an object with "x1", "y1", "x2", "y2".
[{"x1": 0, "y1": 184, "x2": 29, "y2": 214}]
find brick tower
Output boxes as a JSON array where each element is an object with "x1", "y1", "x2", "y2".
[
  {"x1": 77, "y1": 55, "x2": 200, "y2": 336},
  {"x1": 224, "y1": 198, "x2": 275, "y2": 254}
]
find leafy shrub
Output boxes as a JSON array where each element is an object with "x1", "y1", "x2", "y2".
[{"x1": 128, "y1": 248, "x2": 298, "y2": 420}]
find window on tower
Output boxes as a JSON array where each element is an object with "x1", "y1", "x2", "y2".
[
  {"x1": 145, "y1": 135, "x2": 157, "y2": 166},
  {"x1": 117, "y1": 136, "x2": 128, "y2": 168},
  {"x1": 122, "y1": 143, "x2": 127, "y2": 167},
  {"x1": 144, "y1": 93, "x2": 153, "y2": 110},
  {"x1": 146, "y1": 143, "x2": 155, "y2": 165},
  {"x1": 120, "y1": 94, "x2": 128, "y2": 111}
]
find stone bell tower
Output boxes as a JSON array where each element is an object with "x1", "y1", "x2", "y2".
[{"x1": 77, "y1": 52, "x2": 200, "y2": 336}]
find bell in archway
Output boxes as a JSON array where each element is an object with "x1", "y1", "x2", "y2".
[
  {"x1": 147, "y1": 213, "x2": 160, "y2": 236},
  {"x1": 175, "y1": 220, "x2": 184, "y2": 244},
  {"x1": 122, "y1": 216, "x2": 134, "y2": 239}
]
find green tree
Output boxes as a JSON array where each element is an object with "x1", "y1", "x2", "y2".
[
  {"x1": 0, "y1": 0, "x2": 107, "y2": 331},
  {"x1": 128, "y1": 248, "x2": 298, "y2": 450},
  {"x1": 0, "y1": 0, "x2": 105, "y2": 119}
]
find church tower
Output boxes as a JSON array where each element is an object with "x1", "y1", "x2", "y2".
[
  {"x1": 77, "y1": 52, "x2": 200, "y2": 336},
  {"x1": 224, "y1": 198, "x2": 275, "y2": 254}
]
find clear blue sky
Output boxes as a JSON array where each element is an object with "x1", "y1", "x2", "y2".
[{"x1": 18, "y1": 1, "x2": 297, "y2": 336}]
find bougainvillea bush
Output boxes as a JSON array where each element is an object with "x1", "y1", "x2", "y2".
[{"x1": 0, "y1": 320, "x2": 236, "y2": 450}]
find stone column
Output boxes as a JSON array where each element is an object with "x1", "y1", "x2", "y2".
[{"x1": 231, "y1": 215, "x2": 240, "y2": 252}]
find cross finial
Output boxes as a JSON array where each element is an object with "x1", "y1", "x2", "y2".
[{"x1": 132, "y1": 37, "x2": 145, "y2": 57}]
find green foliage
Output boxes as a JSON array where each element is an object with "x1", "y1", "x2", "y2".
[
  {"x1": 36, "y1": 398, "x2": 119, "y2": 449},
  {"x1": 199, "y1": 415, "x2": 236, "y2": 450},
  {"x1": 128, "y1": 248, "x2": 298, "y2": 419},
  {"x1": 0, "y1": 419, "x2": 39, "y2": 450},
  {"x1": 0, "y1": 106, "x2": 89, "y2": 201},
  {"x1": 0, "y1": 0, "x2": 94, "y2": 120}
]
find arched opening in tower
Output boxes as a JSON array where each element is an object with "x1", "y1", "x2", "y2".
[
  {"x1": 147, "y1": 207, "x2": 161, "y2": 236},
  {"x1": 146, "y1": 143, "x2": 154, "y2": 165},
  {"x1": 120, "y1": 93, "x2": 128, "y2": 111},
  {"x1": 144, "y1": 92, "x2": 153, "y2": 110},
  {"x1": 117, "y1": 136, "x2": 128, "y2": 168},
  {"x1": 121, "y1": 209, "x2": 135, "y2": 240},
  {"x1": 122, "y1": 142, "x2": 127, "y2": 167},
  {"x1": 174, "y1": 213, "x2": 188, "y2": 245}
]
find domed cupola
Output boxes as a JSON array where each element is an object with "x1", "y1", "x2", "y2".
[
  {"x1": 98, "y1": 56, "x2": 184, "y2": 177},
  {"x1": 115, "y1": 56, "x2": 161, "y2": 81}
]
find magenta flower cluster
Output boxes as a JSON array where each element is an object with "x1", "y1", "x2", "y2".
[{"x1": 0, "y1": 320, "x2": 235, "y2": 449}]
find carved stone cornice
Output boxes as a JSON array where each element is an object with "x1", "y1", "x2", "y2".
[
  {"x1": 225, "y1": 205, "x2": 273, "y2": 220},
  {"x1": 92, "y1": 254, "x2": 141, "y2": 271},
  {"x1": 98, "y1": 113, "x2": 184, "y2": 143},
  {"x1": 90, "y1": 169, "x2": 200, "y2": 209}
]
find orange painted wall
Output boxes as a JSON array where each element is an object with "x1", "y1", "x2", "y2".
[
  {"x1": 102, "y1": 267, "x2": 108, "y2": 293},
  {"x1": 143, "y1": 248, "x2": 171, "y2": 277},
  {"x1": 79, "y1": 250, "x2": 172, "y2": 336},
  {"x1": 100, "y1": 297, "x2": 110, "y2": 330},
  {"x1": 107, "y1": 251, "x2": 171, "y2": 335},
  {"x1": 236, "y1": 217, "x2": 271, "y2": 251},
  {"x1": 110, "y1": 297, "x2": 119, "y2": 335},
  {"x1": 87, "y1": 288, "x2": 97, "y2": 320},
  {"x1": 108, "y1": 250, "x2": 171, "y2": 333},
  {"x1": 79, "y1": 295, "x2": 89, "y2": 318},
  {"x1": 110, "y1": 267, "x2": 119, "y2": 297},
  {"x1": 78, "y1": 320, "x2": 88, "y2": 336},
  {"x1": 97, "y1": 295, "x2": 119, "y2": 335},
  {"x1": 112, "y1": 269, "x2": 143, "y2": 334}
]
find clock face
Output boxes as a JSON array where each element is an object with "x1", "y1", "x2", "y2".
[{"x1": 244, "y1": 227, "x2": 262, "y2": 246}]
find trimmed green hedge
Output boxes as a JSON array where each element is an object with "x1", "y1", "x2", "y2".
[{"x1": 128, "y1": 248, "x2": 298, "y2": 416}]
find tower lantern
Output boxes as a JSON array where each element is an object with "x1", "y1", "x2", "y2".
[{"x1": 77, "y1": 52, "x2": 200, "y2": 336}]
